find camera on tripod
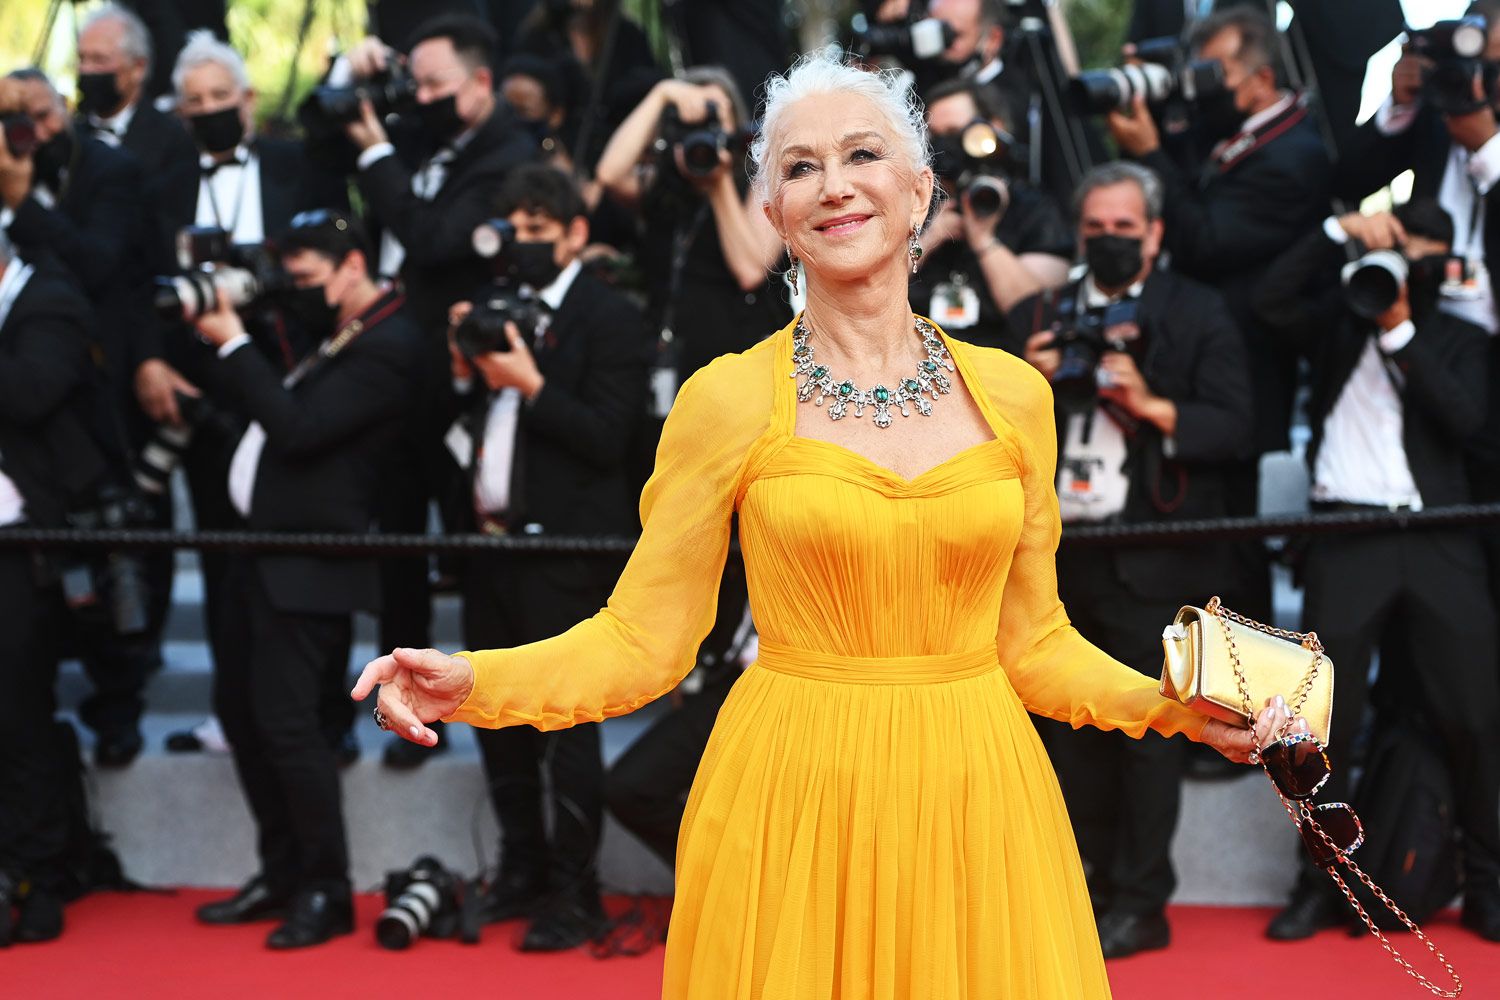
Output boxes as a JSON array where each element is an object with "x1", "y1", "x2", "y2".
[
  {"x1": 931, "y1": 120, "x2": 1019, "y2": 218},
  {"x1": 154, "y1": 226, "x2": 291, "y2": 323},
  {"x1": 1069, "y1": 36, "x2": 1226, "y2": 115},
  {"x1": 375, "y1": 855, "x2": 480, "y2": 950},
  {"x1": 848, "y1": 12, "x2": 958, "y2": 64},
  {"x1": 653, "y1": 100, "x2": 751, "y2": 178},
  {"x1": 454, "y1": 220, "x2": 552, "y2": 357},
  {"x1": 1049, "y1": 298, "x2": 1140, "y2": 414},
  {"x1": 1407, "y1": 15, "x2": 1495, "y2": 115}
]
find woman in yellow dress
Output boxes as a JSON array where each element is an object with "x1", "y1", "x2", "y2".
[{"x1": 353, "y1": 52, "x2": 1295, "y2": 999}]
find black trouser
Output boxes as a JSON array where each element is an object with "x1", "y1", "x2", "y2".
[
  {"x1": 183, "y1": 420, "x2": 241, "y2": 689},
  {"x1": 1296, "y1": 527, "x2": 1500, "y2": 895},
  {"x1": 1043, "y1": 547, "x2": 1187, "y2": 917},
  {"x1": 464, "y1": 551, "x2": 611, "y2": 900},
  {"x1": 214, "y1": 556, "x2": 353, "y2": 895},
  {"x1": 606, "y1": 668, "x2": 739, "y2": 869},
  {"x1": 0, "y1": 547, "x2": 68, "y2": 891}
]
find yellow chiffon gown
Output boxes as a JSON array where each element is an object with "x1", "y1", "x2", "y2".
[{"x1": 446, "y1": 316, "x2": 1210, "y2": 999}]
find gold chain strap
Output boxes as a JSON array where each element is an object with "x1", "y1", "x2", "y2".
[
  {"x1": 1204, "y1": 595, "x2": 1324, "y2": 729},
  {"x1": 1269, "y1": 793, "x2": 1464, "y2": 997},
  {"x1": 1209, "y1": 596, "x2": 1463, "y2": 996}
]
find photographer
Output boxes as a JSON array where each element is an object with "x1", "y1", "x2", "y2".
[
  {"x1": 189, "y1": 211, "x2": 421, "y2": 949},
  {"x1": 447, "y1": 164, "x2": 648, "y2": 952},
  {"x1": 75, "y1": 5, "x2": 196, "y2": 175},
  {"x1": 0, "y1": 68, "x2": 163, "y2": 766},
  {"x1": 1252, "y1": 200, "x2": 1500, "y2": 944},
  {"x1": 595, "y1": 69, "x2": 786, "y2": 386},
  {"x1": 0, "y1": 231, "x2": 111, "y2": 944},
  {"x1": 1009, "y1": 162, "x2": 1252, "y2": 959},
  {"x1": 912, "y1": 78, "x2": 1070, "y2": 350},
  {"x1": 337, "y1": 16, "x2": 539, "y2": 731}
]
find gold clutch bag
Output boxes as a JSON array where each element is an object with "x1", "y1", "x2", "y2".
[{"x1": 1159, "y1": 597, "x2": 1334, "y2": 745}]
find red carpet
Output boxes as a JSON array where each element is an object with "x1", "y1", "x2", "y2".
[{"x1": 4, "y1": 891, "x2": 1494, "y2": 999}]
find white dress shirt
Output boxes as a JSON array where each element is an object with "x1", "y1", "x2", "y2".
[
  {"x1": 0, "y1": 260, "x2": 37, "y2": 525},
  {"x1": 473, "y1": 258, "x2": 580, "y2": 517},
  {"x1": 196, "y1": 145, "x2": 264, "y2": 244},
  {"x1": 1375, "y1": 96, "x2": 1500, "y2": 333},
  {"x1": 86, "y1": 101, "x2": 137, "y2": 146}
]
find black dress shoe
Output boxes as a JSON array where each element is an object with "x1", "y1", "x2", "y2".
[
  {"x1": 382, "y1": 726, "x2": 448, "y2": 769},
  {"x1": 266, "y1": 888, "x2": 354, "y2": 950},
  {"x1": 519, "y1": 895, "x2": 608, "y2": 953},
  {"x1": 1461, "y1": 890, "x2": 1500, "y2": 942},
  {"x1": 196, "y1": 875, "x2": 291, "y2": 925},
  {"x1": 479, "y1": 868, "x2": 548, "y2": 924},
  {"x1": 94, "y1": 730, "x2": 144, "y2": 768},
  {"x1": 13, "y1": 891, "x2": 63, "y2": 943},
  {"x1": 1266, "y1": 885, "x2": 1347, "y2": 941},
  {"x1": 1097, "y1": 910, "x2": 1170, "y2": 959}
]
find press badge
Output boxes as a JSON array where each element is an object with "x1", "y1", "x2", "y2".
[
  {"x1": 1441, "y1": 256, "x2": 1489, "y2": 302},
  {"x1": 930, "y1": 276, "x2": 980, "y2": 328}
]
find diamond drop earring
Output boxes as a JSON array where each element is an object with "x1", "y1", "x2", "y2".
[{"x1": 908, "y1": 226, "x2": 923, "y2": 273}]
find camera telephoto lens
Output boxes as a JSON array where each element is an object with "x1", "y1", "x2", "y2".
[{"x1": 376, "y1": 881, "x2": 443, "y2": 951}]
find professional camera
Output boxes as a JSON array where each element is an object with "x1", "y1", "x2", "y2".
[
  {"x1": 62, "y1": 486, "x2": 153, "y2": 636},
  {"x1": 848, "y1": 12, "x2": 958, "y2": 64},
  {"x1": 1050, "y1": 298, "x2": 1141, "y2": 413},
  {"x1": 1407, "y1": 15, "x2": 1496, "y2": 115},
  {"x1": 307, "y1": 63, "x2": 419, "y2": 124},
  {"x1": 654, "y1": 100, "x2": 749, "y2": 178},
  {"x1": 1341, "y1": 250, "x2": 1409, "y2": 320},
  {"x1": 455, "y1": 219, "x2": 552, "y2": 356},
  {"x1": 375, "y1": 855, "x2": 480, "y2": 950},
  {"x1": 154, "y1": 226, "x2": 291, "y2": 323},
  {"x1": 931, "y1": 120, "x2": 1019, "y2": 218},
  {"x1": 133, "y1": 392, "x2": 239, "y2": 496},
  {"x1": 1069, "y1": 36, "x2": 1226, "y2": 115},
  {"x1": 0, "y1": 112, "x2": 37, "y2": 158}
]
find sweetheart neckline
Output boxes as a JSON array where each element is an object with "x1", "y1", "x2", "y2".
[{"x1": 785, "y1": 435, "x2": 1007, "y2": 486}]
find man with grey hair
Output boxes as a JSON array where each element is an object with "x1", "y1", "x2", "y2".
[
  {"x1": 1008, "y1": 160, "x2": 1254, "y2": 960},
  {"x1": 75, "y1": 4, "x2": 196, "y2": 177}
]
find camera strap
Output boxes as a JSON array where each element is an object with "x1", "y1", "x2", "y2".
[
  {"x1": 282, "y1": 286, "x2": 404, "y2": 390},
  {"x1": 1210, "y1": 95, "x2": 1309, "y2": 177}
]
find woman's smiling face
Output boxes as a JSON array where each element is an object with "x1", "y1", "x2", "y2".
[{"x1": 764, "y1": 92, "x2": 932, "y2": 285}]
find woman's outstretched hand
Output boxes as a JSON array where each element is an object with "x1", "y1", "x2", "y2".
[
  {"x1": 350, "y1": 648, "x2": 475, "y2": 746},
  {"x1": 1200, "y1": 695, "x2": 1312, "y2": 765}
]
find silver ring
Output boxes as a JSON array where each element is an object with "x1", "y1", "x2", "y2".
[{"x1": 373, "y1": 706, "x2": 391, "y2": 731}]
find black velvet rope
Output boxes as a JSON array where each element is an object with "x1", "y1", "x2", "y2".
[{"x1": 3, "y1": 503, "x2": 1500, "y2": 555}]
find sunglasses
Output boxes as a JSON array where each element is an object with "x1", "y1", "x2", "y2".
[
  {"x1": 1256, "y1": 731, "x2": 1365, "y2": 869},
  {"x1": 288, "y1": 208, "x2": 351, "y2": 233}
]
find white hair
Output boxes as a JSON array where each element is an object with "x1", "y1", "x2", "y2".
[
  {"x1": 172, "y1": 30, "x2": 248, "y2": 97},
  {"x1": 749, "y1": 48, "x2": 931, "y2": 206},
  {"x1": 82, "y1": 4, "x2": 154, "y2": 74}
]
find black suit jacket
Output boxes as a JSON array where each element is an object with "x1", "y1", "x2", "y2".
[
  {"x1": 213, "y1": 291, "x2": 422, "y2": 615},
  {"x1": 0, "y1": 265, "x2": 110, "y2": 528},
  {"x1": 457, "y1": 268, "x2": 649, "y2": 547},
  {"x1": 1009, "y1": 268, "x2": 1255, "y2": 600},
  {"x1": 1137, "y1": 99, "x2": 1333, "y2": 452},
  {"x1": 1254, "y1": 227, "x2": 1488, "y2": 507},
  {"x1": 358, "y1": 109, "x2": 538, "y2": 341}
]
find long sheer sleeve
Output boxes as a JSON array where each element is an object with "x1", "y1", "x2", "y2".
[
  {"x1": 981, "y1": 350, "x2": 1210, "y2": 740},
  {"x1": 443, "y1": 344, "x2": 774, "y2": 731}
]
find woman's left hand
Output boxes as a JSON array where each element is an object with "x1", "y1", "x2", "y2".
[{"x1": 1200, "y1": 696, "x2": 1310, "y2": 765}]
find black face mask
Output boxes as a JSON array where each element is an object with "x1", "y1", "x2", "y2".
[
  {"x1": 280, "y1": 283, "x2": 340, "y2": 338},
  {"x1": 188, "y1": 106, "x2": 245, "y2": 155},
  {"x1": 77, "y1": 72, "x2": 124, "y2": 116},
  {"x1": 32, "y1": 131, "x2": 75, "y2": 187},
  {"x1": 509, "y1": 241, "x2": 562, "y2": 289},
  {"x1": 415, "y1": 93, "x2": 467, "y2": 143},
  {"x1": 1084, "y1": 234, "x2": 1144, "y2": 289},
  {"x1": 1196, "y1": 87, "x2": 1246, "y2": 144}
]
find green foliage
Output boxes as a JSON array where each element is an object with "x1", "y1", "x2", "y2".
[{"x1": 1063, "y1": 0, "x2": 1133, "y2": 71}]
